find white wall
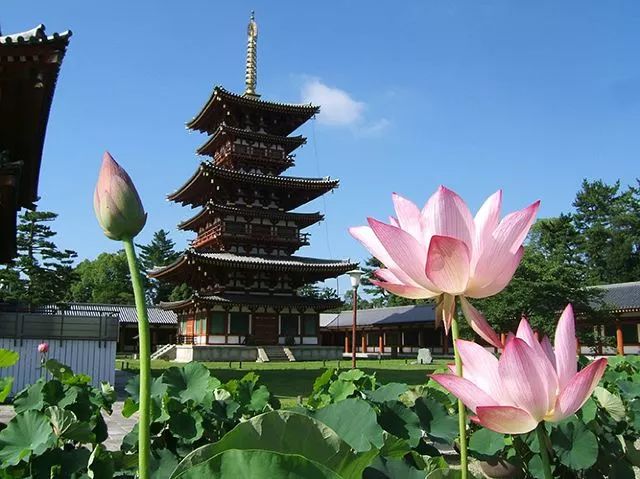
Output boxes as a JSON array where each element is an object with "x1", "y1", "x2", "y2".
[{"x1": 0, "y1": 338, "x2": 116, "y2": 397}]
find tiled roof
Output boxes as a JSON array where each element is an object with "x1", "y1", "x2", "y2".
[
  {"x1": 160, "y1": 293, "x2": 342, "y2": 312},
  {"x1": 150, "y1": 251, "x2": 357, "y2": 277},
  {"x1": 0, "y1": 24, "x2": 72, "y2": 45},
  {"x1": 39, "y1": 303, "x2": 177, "y2": 325},
  {"x1": 322, "y1": 304, "x2": 436, "y2": 329},
  {"x1": 194, "y1": 251, "x2": 355, "y2": 270},
  {"x1": 592, "y1": 281, "x2": 640, "y2": 312},
  {"x1": 168, "y1": 163, "x2": 339, "y2": 209},
  {"x1": 187, "y1": 86, "x2": 319, "y2": 134},
  {"x1": 177, "y1": 201, "x2": 323, "y2": 231}
]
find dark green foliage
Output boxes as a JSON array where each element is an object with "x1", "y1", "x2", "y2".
[
  {"x1": 0, "y1": 211, "x2": 77, "y2": 307},
  {"x1": 174, "y1": 368, "x2": 462, "y2": 478},
  {"x1": 168, "y1": 283, "x2": 193, "y2": 302},
  {"x1": 0, "y1": 359, "x2": 127, "y2": 478},
  {"x1": 137, "y1": 229, "x2": 181, "y2": 304},
  {"x1": 474, "y1": 220, "x2": 606, "y2": 337},
  {"x1": 69, "y1": 250, "x2": 134, "y2": 304},
  {"x1": 572, "y1": 179, "x2": 640, "y2": 284},
  {"x1": 121, "y1": 364, "x2": 280, "y2": 470}
]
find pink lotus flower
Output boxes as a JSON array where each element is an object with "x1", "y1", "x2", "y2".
[
  {"x1": 94, "y1": 152, "x2": 147, "y2": 241},
  {"x1": 431, "y1": 305, "x2": 606, "y2": 434},
  {"x1": 37, "y1": 342, "x2": 49, "y2": 354},
  {"x1": 349, "y1": 186, "x2": 539, "y2": 348}
]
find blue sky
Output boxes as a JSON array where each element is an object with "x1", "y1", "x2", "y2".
[{"x1": 3, "y1": 1, "x2": 640, "y2": 295}]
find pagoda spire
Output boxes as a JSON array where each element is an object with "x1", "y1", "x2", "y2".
[{"x1": 244, "y1": 11, "x2": 259, "y2": 98}]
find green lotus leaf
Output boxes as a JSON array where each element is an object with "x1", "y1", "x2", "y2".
[
  {"x1": 0, "y1": 348, "x2": 19, "y2": 368},
  {"x1": 0, "y1": 410, "x2": 55, "y2": 466}
]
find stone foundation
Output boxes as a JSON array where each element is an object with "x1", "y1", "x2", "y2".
[{"x1": 174, "y1": 345, "x2": 342, "y2": 362}]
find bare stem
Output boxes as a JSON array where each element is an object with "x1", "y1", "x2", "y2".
[
  {"x1": 123, "y1": 238, "x2": 150, "y2": 479},
  {"x1": 451, "y1": 316, "x2": 468, "y2": 479}
]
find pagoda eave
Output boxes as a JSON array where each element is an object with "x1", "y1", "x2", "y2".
[
  {"x1": 167, "y1": 163, "x2": 339, "y2": 209},
  {"x1": 159, "y1": 293, "x2": 342, "y2": 313},
  {"x1": 149, "y1": 251, "x2": 357, "y2": 281},
  {"x1": 177, "y1": 201, "x2": 323, "y2": 232},
  {"x1": 187, "y1": 86, "x2": 319, "y2": 136}
]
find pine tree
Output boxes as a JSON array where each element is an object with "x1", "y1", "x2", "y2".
[
  {"x1": 0, "y1": 211, "x2": 77, "y2": 308},
  {"x1": 137, "y1": 229, "x2": 180, "y2": 304}
]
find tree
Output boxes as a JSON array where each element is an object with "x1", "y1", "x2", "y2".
[
  {"x1": 0, "y1": 211, "x2": 77, "y2": 307},
  {"x1": 476, "y1": 219, "x2": 605, "y2": 338},
  {"x1": 572, "y1": 179, "x2": 640, "y2": 284},
  {"x1": 137, "y1": 229, "x2": 180, "y2": 304},
  {"x1": 69, "y1": 251, "x2": 134, "y2": 304},
  {"x1": 168, "y1": 283, "x2": 192, "y2": 302}
]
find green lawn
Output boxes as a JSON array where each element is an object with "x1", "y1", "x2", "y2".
[{"x1": 116, "y1": 359, "x2": 448, "y2": 405}]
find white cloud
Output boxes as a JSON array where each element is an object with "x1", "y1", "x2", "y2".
[
  {"x1": 301, "y1": 79, "x2": 364, "y2": 126},
  {"x1": 358, "y1": 118, "x2": 391, "y2": 137}
]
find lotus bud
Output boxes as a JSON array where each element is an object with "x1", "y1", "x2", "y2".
[
  {"x1": 38, "y1": 342, "x2": 49, "y2": 354},
  {"x1": 94, "y1": 152, "x2": 147, "y2": 240}
]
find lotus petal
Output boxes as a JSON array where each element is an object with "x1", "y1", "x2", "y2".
[
  {"x1": 554, "y1": 304, "x2": 577, "y2": 391},
  {"x1": 368, "y1": 218, "x2": 434, "y2": 289},
  {"x1": 392, "y1": 193, "x2": 423, "y2": 241},
  {"x1": 431, "y1": 374, "x2": 498, "y2": 413},
  {"x1": 459, "y1": 297, "x2": 503, "y2": 349},
  {"x1": 474, "y1": 406, "x2": 539, "y2": 434},
  {"x1": 498, "y1": 338, "x2": 554, "y2": 421},
  {"x1": 421, "y1": 186, "x2": 475, "y2": 249},
  {"x1": 552, "y1": 358, "x2": 607, "y2": 421},
  {"x1": 426, "y1": 235, "x2": 470, "y2": 295}
]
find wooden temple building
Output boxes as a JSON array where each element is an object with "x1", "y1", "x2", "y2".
[
  {"x1": 150, "y1": 14, "x2": 355, "y2": 362},
  {"x1": 0, "y1": 25, "x2": 71, "y2": 263}
]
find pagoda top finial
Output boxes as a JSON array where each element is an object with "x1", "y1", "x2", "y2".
[{"x1": 244, "y1": 11, "x2": 259, "y2": 98}]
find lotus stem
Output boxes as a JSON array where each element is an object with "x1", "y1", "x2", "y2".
[
  {"x1": 536, "y1": 422, "x2": 553, "y2": 479},
  {"x1": 123, "y1": 238, "x2": 150, "y2": 479},
  {"x1": 450, "y1": 315, "x2": 468, "y2": 479}
]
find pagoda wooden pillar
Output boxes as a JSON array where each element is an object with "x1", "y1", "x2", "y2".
[
  {"x1": 378, "y1": 333, "x2": 384, "y2": 353},
  {"x1": 616, "y1": 322, "x2": 625, "y2": 356},
  {"x1": 361, "y1": 334, "x2": 367, "y2": 353},
  {"x1": 500, "y1": 333, "x2": 506, "y2": 347},
  {"x1": 344, "y1": 335, "x2": 350, "y2": 354}
]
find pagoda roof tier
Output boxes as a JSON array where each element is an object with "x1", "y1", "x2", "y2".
[
  {"x1": 196, "y1": 124, "x2": 306, "y2": 157},
  {"x1": 187, "y1": 86, "x2": 319, "y2": 136},
  {"x1": 178, "y1": 201, "x2": 323, "y2": 232},
  {"x1": 0, "y1": 25, "x2": 72, "y2": 209},
  {"x1": 159, "y1": 293, "x2": 342, "y2": 313},
  {"x1": 148, "y1": 251, "x2": 357, "y2": 283},
  {"x1": 168, "y1": 162, "x2": 339, "y2": 209}
]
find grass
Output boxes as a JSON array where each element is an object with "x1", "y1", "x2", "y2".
[{"x1": 116, "y1": 358, "x2": 448, "y2": 406}]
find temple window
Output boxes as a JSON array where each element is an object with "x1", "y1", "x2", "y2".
[
  {"x1": 229, "y1": 312, "x2": 250, "y2": 335},
  {"x1": 281, "y1": 314, "x2": 299, "y2": 336},
  {"x1": 303, "y1": 314, "x2": 318, "y2": 336},
  {"x1": 209, "y1": 311, "x2": 227, "y2": 335}
]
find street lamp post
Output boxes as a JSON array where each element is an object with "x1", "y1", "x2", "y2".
[{"x1": 347, "y1": 269, "x2": 364, "y2": 369}]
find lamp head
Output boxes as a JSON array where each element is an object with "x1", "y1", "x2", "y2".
[{"x1": 347, "y1": 269, "x2": 364, "y2": 288}]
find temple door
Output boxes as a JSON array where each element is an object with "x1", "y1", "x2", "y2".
[{"x1": 253, "y1": 314, "x2": 278, "y2": 345}]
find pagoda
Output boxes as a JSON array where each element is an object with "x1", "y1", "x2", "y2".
[{"x1": 150, "y1": 14, "x2": 356, "y2": 358}]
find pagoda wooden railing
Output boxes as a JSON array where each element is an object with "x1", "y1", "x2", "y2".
[
  {"x1": 193, "y1": 221, "x2": 310, "y2": 249},
  {"x1": 177, "y1": 334, "x2": 196, "y2": 345},
  {"x1": 192, "y1": 222, "x2": 223, "y2": 249},
  {"x1": 214, "y1": 145, "x2": 294, "y2": 168}
]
